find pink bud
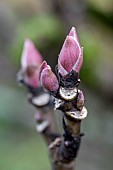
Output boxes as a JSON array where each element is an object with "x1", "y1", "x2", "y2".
[
  {"x1": 21, "y1": 39, "x2": 42, "y2": 70},
  {"x1": 20, "y1": 39, "x2": 43, "y2": 88},
  {"x1": 72, "y1": 47, "x2": 83, "y2": 73},
  {"x1": 40, "y1": 63, "x2": 59, "y2": 92},
  {"x1": 69, "y1": 27, "x2": 80, "y2": 45},
  {"x1": 38, "y1": 61, "x2": 48, "y2": 80},
  {"x1": 25, "y1": 66, "x2": 40, "y2": 88},
  {"x1": 58, "y1": 27, "x2": 83, "y2": 76}
]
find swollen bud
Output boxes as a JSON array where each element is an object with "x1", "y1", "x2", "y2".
[
  {"x1": 18, "y1": 39, "x2": 43, "y2": 88},
  {"x1": 58, "y1": 27, "x2": 83, "y2": 77},
  {"x1": 21, "y1": 39, "x2": 42, "y2": 70},
  {"x1": 40, "y1": 64, "x2": 59, "y2": 92}
]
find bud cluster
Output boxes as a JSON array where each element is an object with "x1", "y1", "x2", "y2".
[
  {"x1": 17, "y1": 27, "x2": 87, "y2": 120},
  {"x1": 39, "y1": 27, "x2": 87, "y2": 120}
]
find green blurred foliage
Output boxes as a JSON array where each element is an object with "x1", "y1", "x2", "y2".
[
  {"x1": 87, "y1": 0, "x2": 113, "y2": 14},
  {"x1": 0, "y1": 133, "x2": 50, "y2": 170},
  {"x1": 8, "y1": 15, "x2": 65, "y2": 66},
  {"x1": 0, "y1": 85, "x2": 50, "y2": 170},
  {"x1": 80, "y1": 31, "x2": 100, "y2": 88}
]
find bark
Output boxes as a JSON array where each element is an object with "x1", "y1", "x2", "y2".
[
  {"x1": 48, "y1": 115, "x2": 83, "y2": 170},
  {"x1": 28, "y1": 87, "x2": 87, "y2": 170}
]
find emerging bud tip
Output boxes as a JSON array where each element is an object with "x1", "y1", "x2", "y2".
[
  {"x1": 21, "y1": 39, "x2": 42, "y2": 70},
  {"x1": 39, "y1": 61, "x2": 59, "y2": 92},
  {"x1": 58, "y1": 27, "x2": 83, "y2": 77},
  {"x1": 19, "y1": 39, "x2": 43, "y2": 88}
]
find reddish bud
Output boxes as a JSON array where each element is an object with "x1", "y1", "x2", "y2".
[
  {"x1": 69, "y1": 27, "x2": 80, "y2": 44},
  {"x1": 19, "y1": 39, "x2": 43, "y2": 88},
  {"x1": 25, "y1": 65, "x2": 40, "y2": 88},
  {"x1": 21, "y1": 39, "x2": 42, "y2": 70},
  {"x1": 40, "y1": 62, "x2": 59, "y2": 92},
  {"x1": 58, "y1": 27, "x2": 83, "y2": 77},
  {"x1": 38, "y1": 61, "x2": 48, "y2": 80}
]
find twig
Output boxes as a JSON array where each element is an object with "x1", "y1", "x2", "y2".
[
  {"x1": 29, "y1": 90, "x2": 58, "y2": 145},
  {"x1": 39, "y1": 27, "x2": 88, "y2": 170},
  {"x1": 17, "y1": 39, "x2": 58, "y2": 145},
  {"x1": 18, "y1": 27, "x2": 88, "y2": 170}
]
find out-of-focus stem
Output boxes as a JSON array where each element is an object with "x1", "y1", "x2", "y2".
[
  {"x1": 48, "y1": 114, "x2": 83, "y2": 170},
  {"x1": 52, "y1": 161, "x2": 75, "y2": 170},
  {"x1": 36, "y1": 108, "x2": 58, "y2": 145}
]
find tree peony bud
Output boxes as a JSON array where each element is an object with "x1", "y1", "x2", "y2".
[
  {"x1": 69, "y1": 27, "x2": 80, "y2": 44},
  {"x1": 40, "y1": 62, "x2": 59, "y2": 92},
  {"x1": 21, "y1": 39, "x2": 42, "y2": 70},
  {"x1": 58, "y1": 27, "x2": 83, "y2": 77},
  {"x1": 19, "y1": 39, "x2": 43, "y2": 88},
  {"x1": 38, "y1": 61, "x2": 48, "y2": 80}
]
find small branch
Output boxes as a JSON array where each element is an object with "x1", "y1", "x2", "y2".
[
  {"x1": 26, "y1": 83, "x2": 86, "y2": 170},
  {"x1": 47, "y1": 70, "x2": 87, "y2": 170},
  {"x1": 48, "y1": 116, "x2": 83, "y2": 170},
  {"x1": 28, "y1": 89, "x2": 58, "y2": 145},
  {"x1": 35, "y1": 108, "x2": 58, "y2": 144},
  {"x1": 18, "y1": 72, "x2": 58, "y2": 145},
  {"x1": 63, "y1": 116, "x2": 81, "y2": 137},
  {"x1": 17, "y1": 28, "x2": 88, "y2": 170}
]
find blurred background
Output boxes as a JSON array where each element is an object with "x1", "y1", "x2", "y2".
[{"x1": 0, "y1": 0, "x2": 113, "y2": 169}]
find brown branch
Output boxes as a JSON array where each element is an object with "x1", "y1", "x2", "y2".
[
  {"x1": 17, "y1": 42, "x2": 87, "y2": 170},
  {"x1": 46, "y1": 71, "x2": 88, "y2": 170},
  {"x1": 48, "y1": 117, "x2": 82, "y2": 170},
  {"x1": 27, "y1": 79, "x2": 87, "y2": 170},
  {"x1": 19, "y1": 70, "x2": 88, "y2": 170},
  {"x1": 28, "y1": 92, "x2": 58, "y2": 145},
  {"x1": 35, "y1": 108, "x2": 58, "y2": 145},
  {"x1": 27, "y1": 88, "x2": 85, "y2": 170}
]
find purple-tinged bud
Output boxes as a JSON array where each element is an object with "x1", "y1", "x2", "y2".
[
  {"x1": 58, "y1": 36, "x2": 80, "y2": 72},
  {"x1": 58, "y1": 27, "x2": 83, "y2": 77},
  {"x1": 72, "y1": 47, "x2": 83, "y2": 73},
  {"x1": 40, "y1": 63, "x2": 59, "y2": 92},
  {"x1": 18, "y1": 39, "x2": 43, "y2": 88},
  {"x1": 21, "y1": 39, "x2": 42, "y2": 70},
  {"x1": 69, "y1": 27, "x2": 80, "y2": 45},
  {"x1": 38, "y1": 61, "x2": 48, "y2": 80},
  {"x1": 25, "y1": 65, "x2": 40, "y2": 88}
]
